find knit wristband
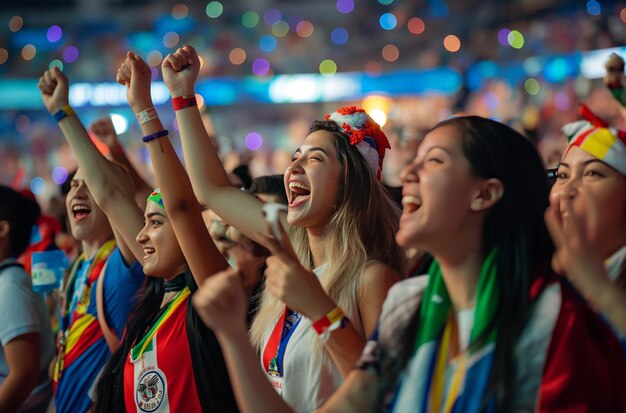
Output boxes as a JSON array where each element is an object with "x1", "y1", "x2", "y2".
[
  {"x1": 135, "y1": 107, "x2": 158, "y2": 126},
  {"x1": 53, "y1": 105, "x2": 75, "y2": 122},
  {"x1": 142, "y1": 129, "x2": 169, "y2": 143},
  {"x1": 172, "y1": 95, "x2": 197, "y2": 111},
  {"x1": 312, "y1": 306, "x2": 348, "y2": 342}
]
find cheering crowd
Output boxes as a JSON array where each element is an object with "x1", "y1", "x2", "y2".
[{"x1": 0, "y1": 44, "x2": 625, "y2": 413}]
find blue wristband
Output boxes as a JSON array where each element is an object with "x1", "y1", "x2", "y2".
[{"x1": 142, "y1": 129, "x2": 169, "y2": 143}]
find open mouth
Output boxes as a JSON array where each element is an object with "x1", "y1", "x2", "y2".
[
  {"x1": 143, "y1": 247, "x2": 155, "y2": 260},
  {"x1": 288, "y1": 181, "x2": 311, "y2": 208},
  {"x1": 401, "y1": 196, "x2": 422, "y2": 214},
  {"x1": 71, "y1": 204, "x2": 91, "y2": 222}
]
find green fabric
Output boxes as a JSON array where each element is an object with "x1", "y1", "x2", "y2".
[{"x1": 412, "y1": 249, "x2": 499, "y2": 356}]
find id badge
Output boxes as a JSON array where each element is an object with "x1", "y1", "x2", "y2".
[{"x1": 267, "y1": 373, "x2": 283, "y2": 396}]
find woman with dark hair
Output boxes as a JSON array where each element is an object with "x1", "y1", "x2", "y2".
[
  {"x1": 38, "y1": 64, "x2": 239, "y2": 413},
  {"x1": 160, "y1": 45, "x2": 405, "y2": 412},
  {"x1": 196, "y1": 115, "x2": 626, "y2": 412}
]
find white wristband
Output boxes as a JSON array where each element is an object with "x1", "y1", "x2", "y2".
[{"x1": 135, "y1": 107, "x2": 158, "y2": 125}]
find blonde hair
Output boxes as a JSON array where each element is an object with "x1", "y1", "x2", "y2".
[{"x1": 250, "y1": 120, "x2": 406, "y2": 354}]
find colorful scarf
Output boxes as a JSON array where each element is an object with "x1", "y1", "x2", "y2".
[{"x1": 396, "y1": 249, "x2": 498, "y2": 412}]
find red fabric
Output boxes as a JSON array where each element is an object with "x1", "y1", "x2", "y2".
[
  {"x1": 262, "y1": 308, "x2": 288, "y2": 373},
  {"x1": 18, "y1": 215, "x2": 62, "y2": 274},
  {"x1": 539, "y1": 281, "x2": 626, "y2": 412},
  {"x1": 124, "y1": 299, "x2": 202, "y2": 413}
]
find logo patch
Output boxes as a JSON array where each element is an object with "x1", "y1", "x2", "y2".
[{"x1": 136, "y1": 369, "x2": 166, "y2": 412}]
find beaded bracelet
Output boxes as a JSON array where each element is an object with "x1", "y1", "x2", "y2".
[
  {"x1": 172, "y1": 95, "x2": 197, "y2": 111},
  {"x1": 53, "y1": 105, "x2": 75, "y2": 122},
  {"x1": 142, "y1": 129, "x2": 169, "y2": 143},
  {"x1": 135, "y1": 107, "x2": 158, "y2": 126},
  {"x1": 312, "y1": 306, "x2": 348, "y2": 343}
]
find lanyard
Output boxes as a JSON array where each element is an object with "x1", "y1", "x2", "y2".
[{"x1": 262, "y1": 308, "x2": 302, "y2": 377}]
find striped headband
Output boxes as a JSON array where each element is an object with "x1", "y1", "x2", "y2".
[
  {"x1": 147, "y1": 188, "x2": 165, "y2": 209},
  {"x1": 561, "y1": 104, "x2": 626, "y2": 176},
  {"x1": 325, "y1": 106, "x2": 391, "y2": 181}
]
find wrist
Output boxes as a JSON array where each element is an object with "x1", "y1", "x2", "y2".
[
  {"x1": 131, "y1": 100, "x2": 154, "y2": 113},
  {"x1": 303, "y1": 295, "x2": 336, "y2": 321},
  {"x1": 50, "y1": 102, "x2": 70, "y2": 115}
]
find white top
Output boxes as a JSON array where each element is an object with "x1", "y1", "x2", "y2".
[{"x1": 261, "y1": 264, "x2": 363, "y2": 413}]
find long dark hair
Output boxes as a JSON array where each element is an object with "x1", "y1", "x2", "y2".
[
  {"x1": 394, "y1": 116, "x2": 553, "y2": 412},
  {"x1": 93, "y1": 276, "x2": 164, "y2": 413}
]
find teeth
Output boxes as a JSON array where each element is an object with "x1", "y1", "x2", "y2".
[
  {"x1": 289, "y1": 182, "x2": 310, "y2": 191},
  {"x1": 144, "y1": 248, "x2": 155, "y2": 254},
  {"x1": 72, "y1": 205, "x2": 90, "y2": 212},
  {"x1": 401, "y1": 196, "x2": 421, "y2": 207}
]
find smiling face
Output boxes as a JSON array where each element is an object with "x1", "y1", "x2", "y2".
[
  {"x1": 65, "y1": 169, "x2": 112, "y2": 243},
  {"x1": 550, "y1": 145, "x2": 626, "y2": 257},
  {"x1": 284, "y1": 130, "x2": 342, "y2": 230},
  {"x1": 136, "y1": 201, "x2": 187, "y2": 278},
  {"x1": 396, "y1": 125, "x2": 488, "y2": 251}
]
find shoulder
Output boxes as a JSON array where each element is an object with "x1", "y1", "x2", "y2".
[
  {"x1": 0, "y1": 262, "x2": 31, "y2": 295},
  {"x1": 358, "y1": 261, "x2": 402, "y2": 293},
  {"x1": 104, "y1": 247, "x2": 144, "y2": 282}
]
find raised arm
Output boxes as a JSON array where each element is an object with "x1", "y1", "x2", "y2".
[
  {"x1": 89, "y1": 117, "x2": 152, "y2": 208},
  {"x1": 162, "y1": 45, "x2": 286, "y2": 245},
  {"x1": 116, "y1": 51, "x2": 228, "y2": 285},
  {"x1": 37, "y1": 68, "x2": 143, "y2": 264}
]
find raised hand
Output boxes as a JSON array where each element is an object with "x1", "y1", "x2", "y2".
[
  {"x1": 37, "y1": 67, "x2": 69, "y2": 114},
  {"x1": 89, "y1": 117, "x2": 119, "y2": 148},
  {"x1": 116, "y1": 51, "x2": 153, "y2": 112},
  {"x1": 257, "y1": 222, "x2": 335, "y2": 320},
  {"x1": 192, "y1": 268, "x2": 248, "y2": 337},
  {"x1": 162, "y1": 45, "x2": 200, "y2": 98}
]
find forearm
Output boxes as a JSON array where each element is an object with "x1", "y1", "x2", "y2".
[
  {"x1": 578, "y1": 272, "x2": 626, "y2": 336},
  {"x1": 321, "y1": 323, "x2": 366, "y2": 378},
  {"x1": 175, "y1": 105, "x2": 232, "y2": 203},
  {"x1": 139, "y1": 112, "x2": 229, "y2": 282},
  {"x1": 58, "y1": 113, "x2": 116, "y2": 200},
  {"x1": 216, "y1": 328, "x2": 294, "y2": 413},
  {"x1": 108, "y1": 142, "x2": 152, "y2": 207},
  {"x1": 0, "y1": 371, "x2": 38, "y2": 413},
  {"x1": 318, "y1": 370, "x2": 378, "y2": 413}
]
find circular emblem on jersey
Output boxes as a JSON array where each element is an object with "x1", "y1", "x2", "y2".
[{"x1": 136, "y1": 370, "x2": 166, "y2": 412}]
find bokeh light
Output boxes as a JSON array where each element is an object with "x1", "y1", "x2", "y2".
[
  {"x1": 287, "y1": 16, "x2": 304, "y2": 31},
  {"x1": 49, "y1": 60, "x2": 63, "y2": 71},
  {"x1": 319, "y1": 59, "x2": 337, "y2": 76},
  {"x1": 206, "y1": 1, "x2": 224, "y2": 18},
  {"x1": 497, "y1": 28, "x2": 511, "y2": 46},
  {"x1": 252, "y1": 58, "x2": 270, "y2": 76},
  {"x1": 150, "y1": 67, "x2": 159, "y2": 80},
  {"x1": 586, "y1": 0, "x2": 601, "y2": 16},
  {"x1": 229, "y1": 48, "x2": 246, "y2": 65},
  {"x1": 379, "y1": 13, "x2": 397, "y2": 30},
  {"x1": 382, "y1": 44, "x2": 399, "y2": 62},
  {"x1": 110, "y1": 114, "x2": 129, "y2": 134},
  {"x1": 336, "y1": 0, "x2": 354, "y2": 14},
  {"x1": 245, "y1": 132, "x2": 263, "y2": 150},
  {"x1": 364, "y1": 61, "x2": 382, "y2": 76},
  {"x1": 259, "y1": 35, "x2": 277, "y2": 52},
  {"x1": 47, "y1": 25, "x2": 63, "y2": 43},
  {"x1": 63, "y1": 46, "x2": 79, "y2": 63},
  {"x1": 9, "y1": 16, "x2": 23, "y2": 32},
  {"x1": 163, "y1": 31, "x2": 180, "y2": 48},
  {"x1": 16, "y1": 115, "x2": 30, "y2": 133},
  {"x1": 443, "y1": 35, "x2": 461, "y2": 52},
  {"x1": 0, "y1": 49, "x2": 8, "y2": 65},
  {"x1": 507, "y1": 30, "x2": 524, "y2": 49},
  {"x1": 554, "y1": 92, "x2": 570, "y2": 110},
  {"x1": 272, "y1": 21, "x2": 290, "y2": 37},
  {"x1": 296, "y1": 20, "x2": 314, "y2": 37},
  {"x1": 331, "y1": 27, "x2": 349, "y2": 45},
  {"x1": 147, "y1": 50, "x2": 163, "y2": 66},
  {"x1": 242, "y1": 11, "x2": 259, "y2": 28},
  {"x1": 369, "y1": 109, "x2": 387, "y2": 127},
  {"x1": 524, "y1": 78, "x2": 540, "y2": 95},
  {"x1": 52, "y1": 167, "x2": 69, "y2": 185},
  {"x1": 378, "y1": 0, "x2": 393, "y2": 4},
  {"x1": 172, "y1": 4, "x2": 189, "y2": 19},
  {"x1": 30, "y1": 177, "x2": 46, "y2": 196},
  {"x1": 22, "y1": 45, "x2": 36, "y2": 61},
  {"x1": 407, "y1": 17, "x2": 425, "y2": 35},
  {"x1": 264, "y1": 9, "x2": 282, "y2": 25}
]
